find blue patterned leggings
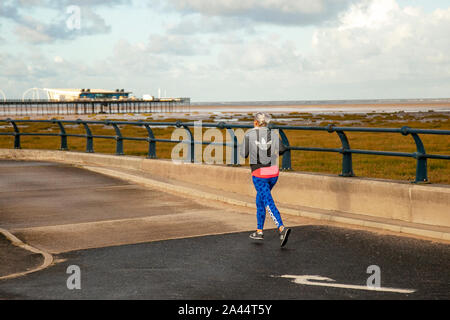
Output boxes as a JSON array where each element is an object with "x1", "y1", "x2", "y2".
[{"x1": 252, "y1": 176, "x2": 284, "y2": 230}]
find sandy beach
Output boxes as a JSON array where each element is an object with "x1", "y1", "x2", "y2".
[
  {"x1": 2, "y1": 100, "x2": 449, "y2": 121},
  {"x1": 189, "y1": 101, "x2": 450, "y2": 114}
]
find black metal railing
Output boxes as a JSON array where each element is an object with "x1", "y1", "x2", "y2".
[{"x1": 0, "y1": 119, "x2": 449, "y2": 183}]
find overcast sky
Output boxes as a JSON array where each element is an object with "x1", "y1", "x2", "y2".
[{"x1": 0, "y1": 0, "x2": 449, "y2": 101}]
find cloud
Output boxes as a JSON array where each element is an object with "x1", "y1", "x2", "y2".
[
  {"x1": 166, "y1": 15, "x2": 256, "y2": 35},
  {"x1": 11, "y1": 8, "x2": 112, "y2": 44},
  {"x1": 1, "y1": 0, "x2": 128, "y2": 44},
  {"x1": 147, "y1": 33, "x2": 208, "y2": 56},
  {"x1": 217, "y1": 37, "x2": 302, "y2": 71},
  {"x1": 309, "y1": 0, "x2": 450, "y2": 79},
  {"x1": 285, "y1": 0, "x2": 450, "y2": 99},
  {"x1": 0, "y1": 1, "x2": 21, "y2": 19},
  {"x1": 2, "y1": 0, "x2": 450, "y2": 100},
  {"x1": 0, "y1": 53, "x2": 30, "y2": 79},
  {"x1": 10, "y1": 0, "x2": 128, "y2": 9},
  {"x1": 166, "y1": 0, "x2": 358, "y2": 26},
  {"x1": 179, "y1": 0, "x2": 450, "y2": 99},
  {"x1": 0, "y1": 23, "x2": 5, "y2": 44}
]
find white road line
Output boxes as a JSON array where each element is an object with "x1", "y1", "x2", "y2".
[{"x1": 276, "y1": 275, "x2": 416, "y2": 294}]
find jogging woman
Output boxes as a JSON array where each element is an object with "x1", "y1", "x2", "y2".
[{"x1": 240, "y1": 112, "x2": 291, "y2": 247}]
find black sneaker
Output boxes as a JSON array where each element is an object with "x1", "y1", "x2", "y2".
[
  {"x1": 249, "y1": 231, "x2": 264, "y2": 240},
  {"x1": 279, "y1": 227, "x2": 291, "y2": 247}
]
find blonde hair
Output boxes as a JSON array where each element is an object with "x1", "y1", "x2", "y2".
[{"x1": 254, "y1": 112, "x2": 271, "y2": 127}]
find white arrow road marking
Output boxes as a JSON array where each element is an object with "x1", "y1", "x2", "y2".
[{"x1": 275, "y1": 275, "x2": 416, "y2": 294}]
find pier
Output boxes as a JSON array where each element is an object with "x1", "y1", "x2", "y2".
[{"x1": 0, "y1": 98, "x2": 191, "y2": 116}]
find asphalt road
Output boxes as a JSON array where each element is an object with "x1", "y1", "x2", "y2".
[
  {"x1": 0, "y1": 233, "x2": 43, "y2": 278},
  {"x1": 0, "y1": 160, "x2": 449, "y2": 300},
  {"x1": 0, "y1": 160, "x2": 270, "y2": 253},
  {"x1": 1, "y1": 225, "x2": 449, "y2": 300}
]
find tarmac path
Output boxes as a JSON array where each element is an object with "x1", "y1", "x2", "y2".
[{"x1": 0, "y1": 160, "x2": 449, "y2": 300}]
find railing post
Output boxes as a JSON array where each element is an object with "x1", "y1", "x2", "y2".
[
  {"x1": 221, "y1": 122, "x2": 239, "y2": 166},
  {"x1": 52, "y1": 119, "x2": 68, "y2": 151},
  {"x1": 184, "y1": 125, "x2": 195, "y2": 163},
  {"x1": 109, "y1": 122, "x2": 124, "y2": 155},
  {"x1": 78, "y1": 119, "x2": 94, "y2": 153},
  {"x1": 412, "y1": 133, "x2": 428, "y2": 183},
  {"x1": 143, "y1": 124, "x2": 157, "y2": 159},
  {"x1": 6, "y1": 118, "x2": 21, "y2": 149},
  {"x1": 401, "y1": 126, "x2": 428, "y2": 183},
  {"x1": 177, "y1": 121, "x2": 195, "y2": 163},
  {"x1": 227, "y1": 128, "x2": 239, "y2": 166},
  {"x1": 330, "y1": 125, "x2": 354, "y2": 177},
  {"x1": 278, "y1": 128, "x2": 292, "y2": 171}
]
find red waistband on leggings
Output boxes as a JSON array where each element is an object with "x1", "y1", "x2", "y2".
[{"x1": 252, "y1": 165, "x2": 280, "y2": 178}]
